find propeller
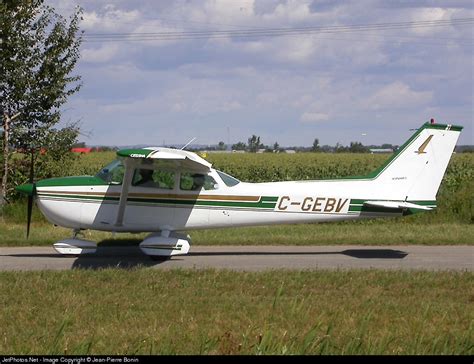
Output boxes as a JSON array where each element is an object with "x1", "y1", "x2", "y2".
[
  {"x1": 16, "y1": 180, "x2": 37, "y2": 239},
  {"x1": 26, "y1": 187, "x2": 37, "y2": 239},
  {"x1": 26, "y1": 151, "x2": 35, "y2": 239},
  {"x1": 15, "y1": 151, "x2": 37, "y2": 239}
]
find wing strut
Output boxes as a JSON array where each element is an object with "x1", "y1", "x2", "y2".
[{"x1": 115, "y1": 159, "x2": 138, "y2": 227}]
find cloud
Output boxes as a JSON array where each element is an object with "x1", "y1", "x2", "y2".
[
  {"x1": 409, "y1": 7, "x2": 456, "y2": 35},
  {"x1": 364, "y1": 81, "x2": 433, "y2": 111},
  {"x1": 300, "y1": 112, "x2": 330, "y2": 123},
  {"x1": 81, "y1": 5, "x2": 141, "y2": 32},
  {"x1": 81, "y1": 43, "x2": 120, "y2": 63}
]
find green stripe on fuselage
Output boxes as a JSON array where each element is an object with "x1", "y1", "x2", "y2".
[
  {"x1": 36, "y1": 176, "x2": 108, "y2": 187},
  {"x1": 37, "y1": 193, "x2": 278, "y2": 209}
]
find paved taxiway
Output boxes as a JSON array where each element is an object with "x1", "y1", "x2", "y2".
[{"x1": 0, "y1": 245, "x2": 472, "y2": 271}]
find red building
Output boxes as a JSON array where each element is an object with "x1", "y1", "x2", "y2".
[{"x1": 71, "y1": 147, "x2": 94, "y2": 154}]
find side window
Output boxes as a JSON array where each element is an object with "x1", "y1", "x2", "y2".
[
  {"x1": 132, "y1": 169, "x2": 175, "y2": 189},
  {"x1": 96, "y1": 159, "x2": 125, "y2": 185},
  {"x1": 180, "y1": 173, "x2": 218, "y2": 191},
  {"x1": 110, "y1": 163, "x2": 125, "y2": 185}
]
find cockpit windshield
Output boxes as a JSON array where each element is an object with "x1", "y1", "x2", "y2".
[
  {"x1": 96, "y1": 159, "x2": 125, "y2": 184},
  {"x1": 216, "y1": 170, "x2": 240, "y2": 187}
]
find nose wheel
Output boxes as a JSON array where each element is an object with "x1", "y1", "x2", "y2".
[
  {"x1": 150, "y1": 256, "x2": 171, "y2": 262},
  {"x1": 53, "y1": 229, "x2": 97, "y2": 255}
]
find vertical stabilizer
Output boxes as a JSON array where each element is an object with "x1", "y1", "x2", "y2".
[{"x1": 369, "y1": 122, "x2": 462, "y2": 202}]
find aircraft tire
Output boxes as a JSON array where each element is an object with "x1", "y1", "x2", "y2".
[{"x1": 150, "y1": 255, "x2": 171, "y2": 262}]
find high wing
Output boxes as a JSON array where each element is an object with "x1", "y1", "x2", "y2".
[
  {"x1": 117, "y1": 147, "x2": 212, "y2": 173},
  {"x1": 114, "y1": 147, "x2": 212, "y2": 226},
  {"x1": 363, "y1": 200, "x2": 432, "y2": 211}
]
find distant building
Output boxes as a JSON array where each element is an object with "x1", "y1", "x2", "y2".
[
  {"x1": 207, "y1": 150, "x2": 232, "y2": 154},
  {"x1": 369, "y1": 148, "x2": 393, "y2": 154},
  {"x1": 284, "y1": 149, "x2": 296, "y2": 154},
  {"x1": 71, "y1": 147, "x2": 94, "y2": 154}
]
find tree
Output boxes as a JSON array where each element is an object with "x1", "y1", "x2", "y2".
[
  {"x1": 311, "y1": 138, "x2": 320, "y2": 152},
  {"x1": 72, "y1": 142, "x2": 86, "y2": 149},
  {"x1": 348, "y1": 142, "x2": 368, "y2": 153},
  {"x1": 1, "y1": 0, "x2": 83, "y2": 204},
  {"x1": 231, "y1": 142, "x2": 246, "y2": 151},
  {"x1": 273, "y1": 142, "x2": 279, "y2": 152},
  {"x1": 217, "y1": 141, "x2": 226, "y2": 151},
  {"x1": 334, "y1": 142, "x2": 346, "y2": 153},
  {"x1": 247, "y1": 135, "x2": 263, "y2": 153}
]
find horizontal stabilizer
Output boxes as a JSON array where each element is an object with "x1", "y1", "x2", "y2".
[{"x1": 363, "y1": 201, "x2": 432, "y2": 211}]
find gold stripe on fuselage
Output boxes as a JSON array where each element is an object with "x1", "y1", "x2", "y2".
[{"x1": 37, "y1": 190, "x2": 261, "y2": 202}]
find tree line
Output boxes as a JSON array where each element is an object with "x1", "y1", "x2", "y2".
[{"x1": 198, "y1": 136, "x2": 398, "y2": 154}]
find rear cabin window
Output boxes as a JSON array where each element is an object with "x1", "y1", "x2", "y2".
[
  {"x1": 132, "y1": 169, "x2": 175, "y2": 189},
  {"x1": 180, "y1": 173, "x2": 218, "y2": 191}
]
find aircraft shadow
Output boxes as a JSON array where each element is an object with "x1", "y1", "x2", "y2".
[
  {"x1": 71, "y1": 245, "x2": 156, "y2": 269},
  {"x1": 71, "y1": 248, "x2": 408, "y2": 269},
  {"x1": 4, "y1": 248, "x2": 408, "y2": 270},
  {"x1": 3, "y1": 245, "x2": 160, "y2": 269},
  {"x1": 188, "y1": 249, "x2": 408, "y2": 259}
]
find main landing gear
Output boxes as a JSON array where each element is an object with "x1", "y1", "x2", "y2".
[{"x1": 138, "y1": 231, "x2": 191, "y2": 259}]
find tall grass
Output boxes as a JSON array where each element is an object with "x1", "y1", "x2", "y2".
[{"x1": 0, "y1": 269, "x2": 472, "y2": 355}]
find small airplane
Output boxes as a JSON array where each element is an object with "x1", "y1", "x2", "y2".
[{"x1": 16, "y1": 121, "x2": 463, "y2": 259}]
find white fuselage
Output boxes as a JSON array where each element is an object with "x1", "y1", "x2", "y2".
[{"x1": 35, "y1": 171, "x2": 400, "y2": 233}]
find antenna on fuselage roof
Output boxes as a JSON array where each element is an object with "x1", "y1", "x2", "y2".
[{"x1": 181, "y1": 137, "x2": 197, "y2": 150}]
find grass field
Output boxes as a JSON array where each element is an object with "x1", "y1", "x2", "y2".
[{"x1": 0, "y1": 269, "x2": 472, "y2": 355}]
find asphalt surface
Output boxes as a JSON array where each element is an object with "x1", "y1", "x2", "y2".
[{"x1": 0, "y1": 245, "x2": 472, "y2": 271}]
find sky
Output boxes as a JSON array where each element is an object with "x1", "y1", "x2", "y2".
[{"x1": 49, "y1": 0, "x2": 473, "y2": 148}]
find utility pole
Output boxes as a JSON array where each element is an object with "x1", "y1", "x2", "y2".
[{"x1": 1, "y1": 112, "x2": 21, "y2": 206}]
